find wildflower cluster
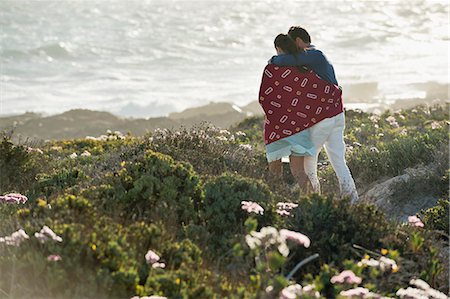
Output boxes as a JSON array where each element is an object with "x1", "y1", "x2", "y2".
[
  {"x1": 68, "y1": 150, "x2": 92, "y2": 159},
  {"x1": 245, "y1": 226, "x2": 310, "y2": 257},
  {"x1": 34, "y1": 225, "x2": 63, "y2": 243},
  {"x1": 339, "y1": 287, "x2": 393, "y2": 298},
  {"x1": 241, "y1": 200, "x2": 264, "y2": 215},
  {"x1": 396, "y1": 278, "x2": 447, "y2": 299},
  {"x1": 276, "y1": 202, "x2": 298, "y2": 216},
  {"x1": 47, "y1": 254, "x2": 62, "y2": 262},
  {"x1": 0, "y1": 193, "x2": 28, "y2": 204},
  {"x1": 385, "y1": 116, "x2": 399, "y2": 128},
  {"x1": 0, "y1": 229, "x2": 29, "y2": 246},
  {"x1": 357, "y1": 255, "x2": 399, "y2": 273},
  {"x1": 145, "y1": 249, "x2": 165, "y2": 269},
  {"x1": 85, "y1": 129, "x2": 126, "y2": 141},
  {"x1": 26, "y1": 146, "x2": 43, "y2": 154},
  {"x1": 408, "y1": 215, "x2": 424, "y2": 227},
  {"x1": 330, "y1": 270, "x2": 362, "y2": 284}
]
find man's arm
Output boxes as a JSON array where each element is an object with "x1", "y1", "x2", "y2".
[{"x1": 270, "y1": 50, "x2": 322, "y2": 66}]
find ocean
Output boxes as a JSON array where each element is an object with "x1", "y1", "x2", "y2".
[{"x1": 1, "y1": 0, "x2": 448, "y2": 118}]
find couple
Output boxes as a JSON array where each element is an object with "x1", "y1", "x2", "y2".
[{"x1": 259, "y1": 26, "x2": 358, "y2": 203}]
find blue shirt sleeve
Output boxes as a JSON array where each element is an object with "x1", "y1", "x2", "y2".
[{"x1": 270, "y1": 50, "x2": 324, "y2": 67}]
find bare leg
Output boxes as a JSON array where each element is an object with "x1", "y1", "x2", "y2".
[
  {"x1": 289, "y1": 156, "x2": 309, "y2": 190},
  {"x1": 268, "y1": 159, "x2": 283, "y2": 178}
]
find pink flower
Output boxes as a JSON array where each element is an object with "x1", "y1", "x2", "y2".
[
  {"x1": 279, "y1": 229, "x2": 310, "y2": 248},
  {"x1": 0, "y1": 193, "x2": 28, "y2": 204},
  {"x1": 145, "y1": 250, "x2": 160, "y2": 264},
  {"x1": 34, "y1": 226, "x2": 63, "y2": 243},
  {"x1": 408, "y1": 215, "x2": 424, "y2": 227},
  {"x1": 241, "y1": 201, "x2": 264, "y2": 215},
  {"x1": 331, "y1": 270, "x2": 362, "y2": 284},
  {"x1": 340, "y1": 287, "x2": 370, "y2": 297},
  {"x1": 47, "y1": 254, "x2": 62, "y2": 262}
]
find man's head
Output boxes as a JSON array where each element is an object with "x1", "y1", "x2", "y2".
[{"x1": 288, "y1": 26, "x2": 311, "y2": 50}]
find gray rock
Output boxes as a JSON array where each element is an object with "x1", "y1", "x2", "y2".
[{"x1": 361, "y1": 164, "x2": 440, "y2": 221}]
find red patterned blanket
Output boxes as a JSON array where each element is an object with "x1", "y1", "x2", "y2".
[{"x1": 259, "y1": 64, "x2": 344, "y2": 145}]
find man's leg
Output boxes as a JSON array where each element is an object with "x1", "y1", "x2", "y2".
[
  {"x1": 323, "y1": 114, "x2": 359, "y2": 202},
  {"x1": 304, "y1": 117, "x2": 335, "y2": 194},
  {"x1": 304, "y1": 152, "x2": 320, "y2": 193}
]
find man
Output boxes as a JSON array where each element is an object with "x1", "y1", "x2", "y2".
[{"x1": 270, "y1": 26, "x2": 359, "y2": 203}]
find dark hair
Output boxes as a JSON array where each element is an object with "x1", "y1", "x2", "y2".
[
  {"x1": 274, "y1": 34, "x2": 298, "y2": 55},
  {"x1": 288, "y1": 26, "x2": 311, "y2": 44},
  {"x1": 274, "y1": 34, "x2": 308, "y2": 73}
]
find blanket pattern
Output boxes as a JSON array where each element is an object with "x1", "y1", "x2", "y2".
[{"x1": 259, "y1": 64, "x2": 344, "y2": 145}]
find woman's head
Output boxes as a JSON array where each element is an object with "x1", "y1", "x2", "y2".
[{"x1": 274, "y1": 34, "x2": 298, "y2": 55}]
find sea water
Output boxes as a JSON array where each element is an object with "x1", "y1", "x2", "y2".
[{"x1": 1, "y1": 0, "x2": 448, "y2": 118}]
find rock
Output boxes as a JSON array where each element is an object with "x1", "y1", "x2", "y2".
[{"x1": 361, "y1": 164, "x2": 440, "y2": 221}]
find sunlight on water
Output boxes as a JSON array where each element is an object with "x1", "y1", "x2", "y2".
[{"x1": 0, "y1": 0, "x2": 448, "y2": 117}]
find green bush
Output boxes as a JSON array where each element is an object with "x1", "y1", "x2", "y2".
[
  {"x1": 421, "y1": 199, "x2": 449, "y2": 235},
  {"x1": 201, "y1": 173, "x2": 280, "y2": 255},
  {"x1": 285, "y1": 194, "x2": 393, "y2": 279},
  {"x1": 0, "y1": 132, "x2": 47, "y2": 193},
  {"x1": 146, "y1": 124, "x2": 268, "y2": 179},
  {"x1": 93, "y1": 150, "x2": 203, "y2": 228},
  {"x1": 347, "y1": 128, "x2": 447, "y2": 184}
]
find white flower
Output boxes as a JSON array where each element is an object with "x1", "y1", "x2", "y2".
[
  {"x1": 280, "y1": 229, "x2": 311, "y2": 248},
  {"x1": 34, "y1": 226, "x2": 63, "y2": 243},
  {"x1": 145, "y1": 249, "x2": 160, "y2": 264},
  {"x1": 241, "y1": 201, "x2": 264, "y2": 215},
  {"x1": 81, "y1": 150, "x2": 91, "y2": 157},
  {"x1": 0, "y1": 229, "x2": 30, "y2": 246},
  {"x1": 245, "y1": 226, "x2": 290, "y2": 256},
  {"x1": 69, "y1": 152, "x2": 78, "y2": 159},
  {"x1": 245, "y1": 235, "x2": 261, "y2": 250},
  {"x1": 151, "y1": 262, "x2": 166, "y2": 269},
  {"x1": 410, "y1": 278, "x2": 430, "y2": 290},
  {"x1": 370, "y1": 147, "x2": 380, "y2": 153},
  {"x1": 277, "y1": 242, "x2": 290, "y2": 257},
  {"x1": 358, "y1": 258, "x2": 380, "y2": 268},
  {"x1": 379, "y1": 256, "x2": 397, "y2": 272},
  {"x1": 369, "y1": 115, "x2": 380, "y2": 123},
  {"x1": 280, "y1": 284, "x2": 302, "y2": 299},
  {"x1": 239, "y1": 144, "x2": 252, "y2": 151},
  {"x1": 430, "y1": 121, "x2": 441, "y2": 130}
]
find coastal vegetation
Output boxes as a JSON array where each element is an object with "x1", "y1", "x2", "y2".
[{"x1": 0, "y1": 104, "x2": 448, "y2": 298}]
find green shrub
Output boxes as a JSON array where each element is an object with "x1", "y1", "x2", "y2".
[
  {"x1": 0, "y1": 132, "x2": 47, "y2": 193},
  {"x1": 146, "y1": 124, "x2": 268, "y2": 179},
  {"x1": 285, "y1": 194, "x2": 393, "y2": 279},
  {"x1": 93, "y1": 150, "x2": 203, "y2": 229},
  {"x1": 347, "y1": 128, "x2": 446, "y2": 184},
  {"x1": 421, "y1": 199, "x2": 449, "y2": 235},
  {"x1": 201, "y1": 173, "x2": 280, "y2": 255}
]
